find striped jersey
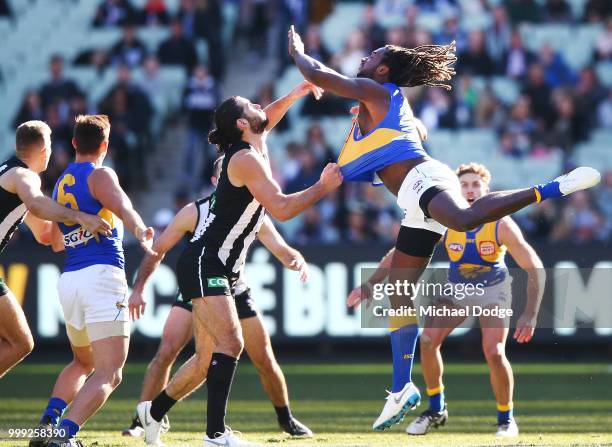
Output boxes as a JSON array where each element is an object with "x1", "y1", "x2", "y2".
[
  {"x1": 338, "y1": 82, "x2": 427, "y2": 185},
  {"x1": 52, "y1": 162, "x2": 124, "y2": 272},
  {"x1": 183, "y1": 141, "x2": 266, "y2": 274},
  {"x1": 0, "y1": 157, "x2": 29, "y2": 255}
]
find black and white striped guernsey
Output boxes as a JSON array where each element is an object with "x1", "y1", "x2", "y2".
[
  {"x1": 183, "y1": 141, "x2": 266, "y2": 274},
  {"x1": 0, "y1": 156, "x2": 29, "y2": 255}
]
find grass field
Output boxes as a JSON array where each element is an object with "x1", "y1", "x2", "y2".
[{"x1": 1, "y1": 362, "x2": 611, "y2": 447}]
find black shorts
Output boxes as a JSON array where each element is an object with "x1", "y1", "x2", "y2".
[
  {"x1": 0, "y1": 277, "x2": 8, "y2": 296},
  {"x1": 171, "y1": 289, "x2": 257, "y2": 320},
  {"x1": 177, "y1": 253, "x2": 235, "y2": 300}
]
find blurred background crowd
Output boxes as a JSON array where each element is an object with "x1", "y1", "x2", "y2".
[{"x1": 0, "y1": 0, "x2": 611, "y2": 248}]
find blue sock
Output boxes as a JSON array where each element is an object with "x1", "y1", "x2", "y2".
[
  {"x1": 534, "y1": 180, "x2": 561, "y2": 202},
  {"x1": 427, "y1": 386, "x2": 445, "y2": 413},
  {"x1": 58, "y1": 418, "x2": 80, "y2": 439},
  {"x1": 390, "y1": 324, "x2": 419, "y2": 393},
  {"x1": 40, "y1": 397, "x2": 68, "y2": 426},
  {"x1": 497, "y1": 404, "x2": 513, "y2": 424}
]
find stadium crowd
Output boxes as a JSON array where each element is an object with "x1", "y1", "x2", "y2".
[{"x1": 7, "y1": 0, "x2": 612, "y2": 246}]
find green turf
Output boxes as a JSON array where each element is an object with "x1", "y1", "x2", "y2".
[{"x1": 1, "y1": 362, "x2": 611, "y2": 446}]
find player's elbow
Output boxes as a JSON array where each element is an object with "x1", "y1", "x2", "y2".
[{"x1": 267, "y1": 200, "x2": 293, "y2": 222}]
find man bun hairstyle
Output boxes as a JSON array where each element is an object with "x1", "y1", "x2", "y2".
[
  {"x1": 208, "y1": 97, "x2": 245, "y2": 153},
  {"x1": 15, "y1": 120, "x2": 52, "y2": 157},
  {"x1": 382, "y1": 41, "x2": 457, "y2": 90},
  {"x1": 73, "y1": 114, "x2": 111, "y2": 155},
  {"x1": 456, "y1": 162, "x2": 492, "y2": 185}
]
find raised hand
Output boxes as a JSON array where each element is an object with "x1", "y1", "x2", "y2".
[{"x1": 288, "y1": 25, "x2": 305, "y2": 56}]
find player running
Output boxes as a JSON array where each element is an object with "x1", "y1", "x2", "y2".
[
  {"x1": 288, "y1": 26, "x2": 600, "y2": 431},
  {"x1": 350, "y1": 163, "x2": 544, "y2": 437},
  {"x1": 137, "y1": 81, "x2": 342, "y2": 447},
  {"x1": 122, "y1": 157, "x2": 312, "y2": 439},
  {"x1": 30, "y1": 115, "x2": 155, "y2": 447},
  {"x1": 0, "y1": 121, "x2": 111, "y2": 379}
]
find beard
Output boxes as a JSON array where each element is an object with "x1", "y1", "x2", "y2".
[{"x1": 247, "y1": 115, "x2": 269, "y2": 134}]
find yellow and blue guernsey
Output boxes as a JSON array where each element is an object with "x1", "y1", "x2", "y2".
[
  {"x1": 338, "y1": 82, "x2": 426, "y2": 185},
  {"x1": 444, "y1": 221, "x2": 507, "y2": 286},
  {"x1": 52, "y1": 162, "x2": 124, "y2": 272}
]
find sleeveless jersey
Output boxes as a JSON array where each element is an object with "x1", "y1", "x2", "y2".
[
  {"x1": 338, "y1": 82, "x2": 427, "y2": 185},
  {"x1": 182, "y1": 142, "x2": 266, "y2": 274},
  {"x1": 52, "y1": 162, "x2": 124, "y2": 272},
  {"x1": 0, "y1": 157, "x2": 29, "y2": 255},
  {"x1": 444, "y1": 221, "x2": 508, "y2": 286}
]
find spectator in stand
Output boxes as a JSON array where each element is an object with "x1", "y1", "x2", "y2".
[
  {"x1": 386, "y1": 26, "x2": 409, "y2": 47},
  {"x1": 157, "y1": 19, "x2": 198, "y2": 74},
  {"x1": 39, "y1": 55, "x2": 83, "y2": 114},
  {"x1": 487, "y1": 6, "x2": 512, "y2": 70},
  {"x1": 333, "y1": 28, "x2": 368, "y2": 77},
  {"x1": 345, "y1": 203, "x2": 377, "y2": 243},
  {"x1": 547, "y1": 91, "x2": 588, "y2": 154},
  {"x1": 305, "y1": 122, "x2": 336, "y2": 164},
  {"x1": 293, "y1": 206, "x2": 340, "y2": 244},
  {"x1": 594, "y1": 18, "x2": 612, "y2": 61},
  {"x1": 182, "y1": 64, "x2": 220, "y2": 188},
  {"x1": 584, "y1": 0, "x2": 611, "y2": 23},
  {"x1": 501, "y1": 95, "x2": 538, "y2": 156},
  {"x1": 110, "y1": 24, "x2": 148, "y2": 67},
  {"x1": 285, "y1": 148, "x2": 322, "y2": 194},
  {"x1": 304, "y1": 24, "x2": 331, "y2": 65},
  {"x1": 474, "y1": 87, "x2": 505, "y2": 129},
  {"x1": 362, "y1": 5, "x2": 386, "y2": 52},
  {"x1": 176, "y1": 0, "x2": 197, "y2": 39},
  {"x1": 73, "y1": 48, "x2": 110, "y2": 76},
  {"x1": 140, "y1": 0, "x2": 170, "y2": 26},
  {"x1": 454, "y1": 75, "x2": 478, "y2": 128},
  {"x1": 543, "y1": 0, "x2": 572, "y2": 23},
  {"x1": 253, "y1": 82, "x2": 290, "y2": 132},
  {"x1": 498, "y1": 130, "x2": 523, "y2": 158},
  {"x1": 13, "y1": 90, "x2": 44, "y2": 128},
  {"x1": 597, "y1": 90, "x2": 612, "y2": 128},
  {"x1": 538, "y1": 44, "x2": 575, "y2": 88},
  {"x1": 575, "y1": 67, "x2": 607, "y2": 131},
  {"x1": 0, "y1": 0, "x2": 12, "y2": 17},
  {"x1": 502, "y1": 30, "x2": 536, "y2": 80},
  {"x1": 193, "y1": 0, "x2": 225, "y2": 79},
  {"x1": 503, "y1": 0, "x2": 543, "y2": 24},
  {"x1": 435, "y1": 12, "x2": 467, "y2": 54},
  {"x1": 457, "y1": 30, "x2": 494, "y2": 76},
  {"x1": 551, "y1": 191, "x2": 605, "y2": 243},
  {"x1": 92, "y1": 0, "x2": 137, "y2": 27},
  {"x1": 374, "y1": 0, "x2": 411, "y2": 18},
  {"x1": 516, "y1": 199, "x2": 557, "y2": 239},
  {"x1": 418, "y1": 87, "x2": 458, "y2": 129},
  {"x1": 139, "y1": 55, "x2": 168, "y2": 99},
  {"x1": 523, "y1": 63, "x2": 555, "y2": 127}
]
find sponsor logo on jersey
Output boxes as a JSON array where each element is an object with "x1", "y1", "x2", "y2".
[
  {"x1": 207, "y1": 277, "x2": 229, "y2": 288},
  {"x1": 448, "y1": 242, "x2": 463, "y2": 252},
  {"x1": 479, "y1": 241, "x2": 496, "y2": 256},
  {"x1": 63, "y1": 226, "x2": 95, "y2": 248}
]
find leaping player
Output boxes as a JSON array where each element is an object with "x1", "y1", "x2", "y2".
[
  {"x1": 122, "y1": 156, "x2": 312, "y2": 439},
  {"x1": 349, "y1": 163, "x2": 545, "y2": 437},
  {"x1": 287, "y1": 26, "x2": 600, "y2": 431}
]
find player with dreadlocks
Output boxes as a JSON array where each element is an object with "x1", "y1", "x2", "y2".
[{"x1": 288, "y1": 27, "x2": 600, "y2": 432}]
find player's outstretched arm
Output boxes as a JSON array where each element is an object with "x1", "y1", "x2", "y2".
[
  {"x1": 258, "y1": 216, "x2": 308, "y2": 282},
  {"x1": 12, "y1": 168, "x2": 112, "y2": 241},
  {"x1": 129, "y1": 203, "x2": 198, "y2": 320},
  {"x1": 264, "y1": 80, "x2": 323, "y2": 132},
  {"x1": 23, "y1": 213, "x2": 52, "y2": 246},
  {"x1": 347, "y1": 248, "x2": 395, "y2": 308},
  {"x1": 88, "y1": 167, "x2": 156, "y2": 255},
  {"x1": 499, "y1": 217, "x2": 545, "y2": 343},
  {"x1": 288, "y1": 26, "x2": 388, "y2": 103},
  {"x1": 230, "y1": 150, "x2": 342, "y2": 222}
]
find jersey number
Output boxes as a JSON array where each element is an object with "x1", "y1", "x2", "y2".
[{"x1": 57, "y1": 174, "x2": 79, "y2": 226}]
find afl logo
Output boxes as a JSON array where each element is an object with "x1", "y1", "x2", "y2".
[
  {"x1": 479, "y1": 241, "x2": 495, "y2": 255},
  {"x1": 448, "y1": 242, "x2": 463, "y2": 252}
]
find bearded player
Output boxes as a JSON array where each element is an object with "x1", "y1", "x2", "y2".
[{"x1": 288, "y1": 26, "x2": 599, "y2": 430}]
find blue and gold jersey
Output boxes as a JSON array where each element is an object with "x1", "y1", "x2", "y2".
[
  {"x1": 52, "y1": 162, "x2": 124, "y2": 272},
  {"x1": 444, "y1": 221, "x2": 507, "y2": 286},
  {"x1": 338, "y1": 82, "x2": 427, "y2": 185}
]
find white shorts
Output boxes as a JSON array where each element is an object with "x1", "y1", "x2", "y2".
[
  {"x1": 397, "y1": 159, "x2": 464, "y2": 235},
  {"x1": 58, "y1": 264, "x2": 130, "y2": 342}
]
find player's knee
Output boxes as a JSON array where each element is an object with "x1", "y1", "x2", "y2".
[
  {"x1": 483, "y1": 342, "x2": 506, "y2": 364},
  {"x1": 16, "y1": 332, "x2": 35, "y2": 358},
  {"x1": 420, "y1": 331, "x2": 442, "y2": 351},
  {"x1": 108, "y1": 368, "x2": 123, "y2": 388},
  {"x1": 223, "y1": 332, "x2": 244, "y2": 357},
  {"x1": 156, "y1": 340, "x2": 181, "y2": 366}
]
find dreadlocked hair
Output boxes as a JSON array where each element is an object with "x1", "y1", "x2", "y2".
[{"x1": 381, "y1": 41, "x2": 457, "y2": 91}]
